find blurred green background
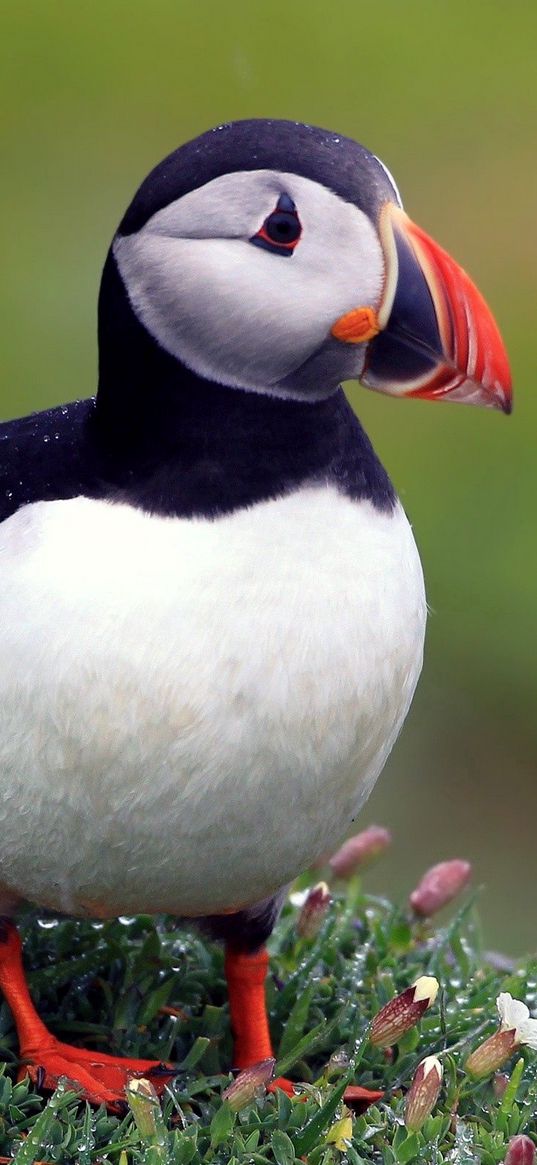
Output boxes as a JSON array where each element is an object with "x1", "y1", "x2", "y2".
[{"x1": 2, "y1": 1, "x2": 536, "y2": 952}]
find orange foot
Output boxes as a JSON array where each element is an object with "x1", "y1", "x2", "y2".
[
  {"x1": 0, "y1": 921, "x2": 175, "y2": 1112},
  {"x1": 268, "y1": 1076, "x2": 383, "y2": 1111},
  {"x1": 20, "y1": 1037, "x2": 176, "y2": 1112}
]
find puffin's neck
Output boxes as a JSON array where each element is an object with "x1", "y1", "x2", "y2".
[{"x1": 94, "y1": 252, "x2": 396, "y2": 518}]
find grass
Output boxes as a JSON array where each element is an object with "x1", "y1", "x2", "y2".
[{"x1": 0, "y1": 871, "x2": 536, "y2": 1164}]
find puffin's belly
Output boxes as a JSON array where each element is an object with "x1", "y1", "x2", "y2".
[{"x1": 0, "y1": 486, "x2": 425, "y2": 916}]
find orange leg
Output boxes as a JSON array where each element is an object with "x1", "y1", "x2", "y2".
[
  {"x1": 224, "y1": 945, "x2": 383, "y2": 1108},
  {"x1": 225, "y1": 947, "x2": 274, "y2": 1067},
  {"x1": 0, "y1": 922, "x2": 175, "y2": 1111}
]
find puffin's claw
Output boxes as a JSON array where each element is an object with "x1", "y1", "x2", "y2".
[
  {"x1": 342, "y1": 1084, "x2": 384, "y2": 1111},
  {"x1": 268, "y1": 1076, "x2": 383, "y2": 1111},
  {"x1": 19, "y1": 1035, "x2": 176, "y2": 1112},
  {"x1": 0, "y1": 921, "x2": 176, "y2": 1111},
  {"x1": 267, "y1": 1075, "x2": 299, "y2": 1097}
]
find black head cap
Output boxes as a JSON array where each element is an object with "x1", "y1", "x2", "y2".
[
  {"x1": 96, "y1": 120, "x2": 400, "y2": 455},
  {"x1": 118, "y1": 119, "x2": 400, "y2": 237}
]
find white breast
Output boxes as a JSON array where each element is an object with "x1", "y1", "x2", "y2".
[{"x1": 0, "y1": 486, "x2": 425, "y2": 917}]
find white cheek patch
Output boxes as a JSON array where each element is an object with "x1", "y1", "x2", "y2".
[{"x1": 114, "y1": 170, "x2": 386, "y2": 394}]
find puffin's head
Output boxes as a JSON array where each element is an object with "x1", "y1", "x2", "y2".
[{"x1": 103, "y1": 119, "x2": 511, "y2": 412}]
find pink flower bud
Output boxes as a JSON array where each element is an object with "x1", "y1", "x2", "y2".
[
  {"x1": 493, "y1": 1072, "x2": 510, "y2": 1099},
  {"x1": 328, "y1": 826, "x2": 392, "y2": 878},
  {"x1": 370, "y1": 975, "x2": 439, "y2": 1048},
  {"x1": 222, "y1": 1058, "x2": 275, "y2": 1110},
  {"x1": 404, "y1": 1056, "x2": 443, "y2": 1131},
  {"x1": 465, "y1": 1028, "x2": 518, "y2": 1078},
  {"x1": 296, "y1": 881, "x2": 331, "y2": 938},
  {"x1": 504, "y1": 1135, "x2": 536, "y2": 1165},
  {"x1": 409, "y1": 860, "x2": 471, "y2": 917}
]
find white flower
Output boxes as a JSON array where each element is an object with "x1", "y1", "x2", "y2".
[
  {"x1": 497, "y1": 993, "x2": 537, "y2": 1049},
  {"x1": 413, "y1": 976, "x2": 439, "y2": 1006},
  {"x1": 420, "y1": 1054, "x2": 444, "y2": 1080},
  {"x1": 465, "y1": 992, "x2": 537, "y2": 1079},
  {"x1": 289, "y1": 889, "x2": 309, "y2": 907}
]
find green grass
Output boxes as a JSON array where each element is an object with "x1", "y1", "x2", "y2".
[{"x1": 1, "y1": 874, "x2": 536, "y2": 1163}]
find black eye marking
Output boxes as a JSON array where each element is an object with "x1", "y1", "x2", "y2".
[{"x1": 250, "y1": 194, "x2": 302, "y2": 257}]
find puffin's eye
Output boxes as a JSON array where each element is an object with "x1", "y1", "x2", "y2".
[{"x1": 250, "y1": 194, "x2": 301, "y2": 257}]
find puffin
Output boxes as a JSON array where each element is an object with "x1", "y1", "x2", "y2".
[{"x1": 0, "y1": 119, "x2": 511, "y2": 1108}]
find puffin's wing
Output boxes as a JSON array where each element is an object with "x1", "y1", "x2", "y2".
[{"x1": 0, "y1": 399, "x2": 101, "y2": 525}]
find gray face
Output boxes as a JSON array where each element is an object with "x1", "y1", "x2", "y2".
[{"x1": 113, "y1": 169, "x2": 387, "y2": 400}]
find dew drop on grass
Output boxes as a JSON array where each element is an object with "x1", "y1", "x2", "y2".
[{"x1": 525, "y1": 978, "x2": 537, "y2": 1006}]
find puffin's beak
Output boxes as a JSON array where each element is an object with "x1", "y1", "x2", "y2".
[{"x1": 332, "y1": 202, "x2": 512, "y2": 413}]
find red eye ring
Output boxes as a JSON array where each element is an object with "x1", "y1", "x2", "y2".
[{"x1": 250, "y1": 194, "x2": 301, "y2": 257}]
